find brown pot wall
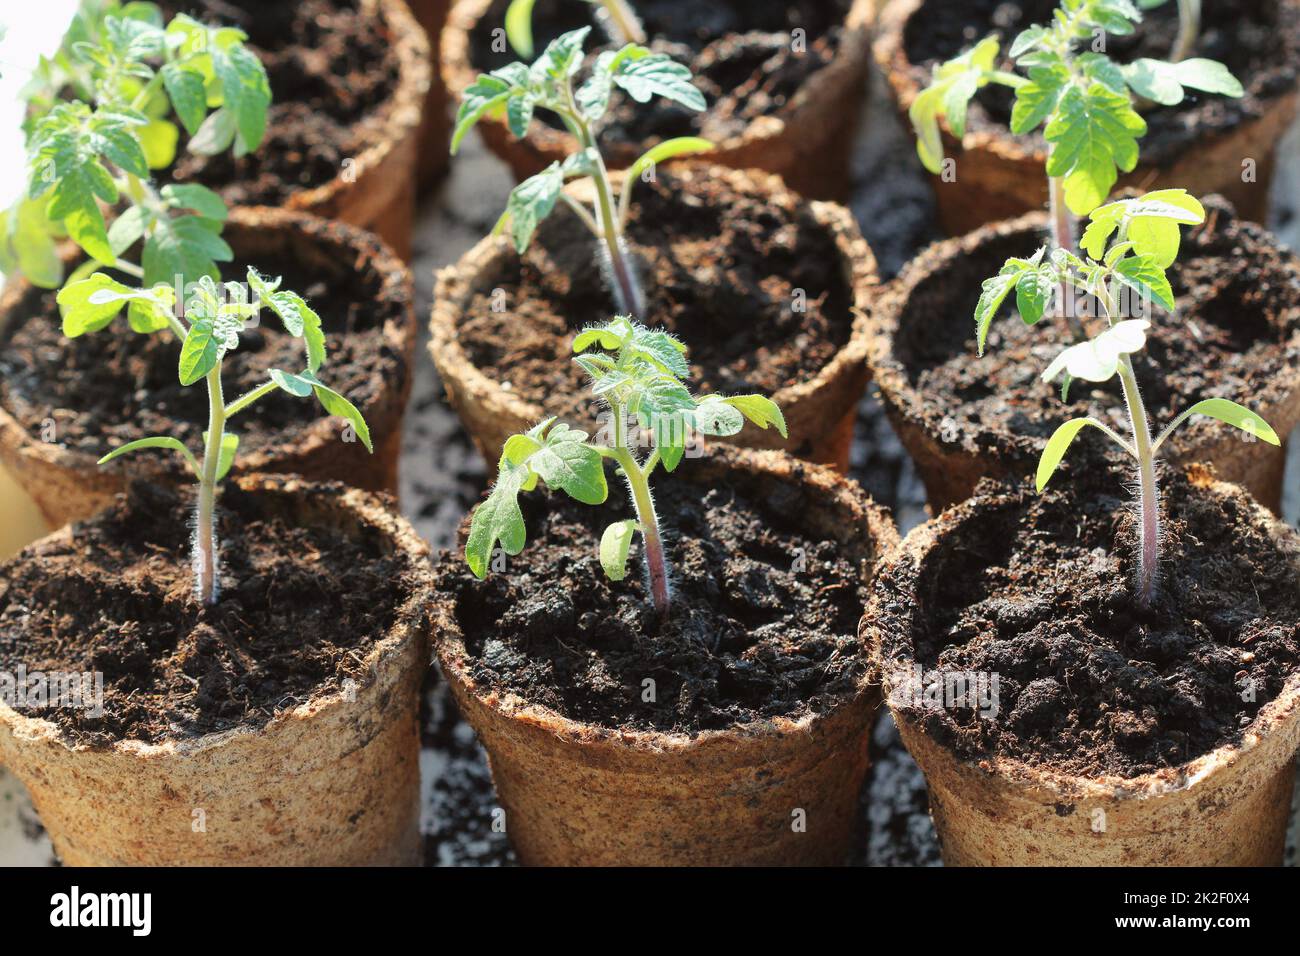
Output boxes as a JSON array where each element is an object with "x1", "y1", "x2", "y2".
[
  {"x1": 873, "y1": 0, "x2": 1300, "y2": 235},
  {"x1": 442, "y1": 0, "x2": 876, "y2": 201},
  {"x1": 429, "y1": 164, "x2": 877, "y2": 474},
  {"x1": 865, "y1": 469, "x2": 1300, "y2": 866},
  {"x1": 0, "y1": 475, "x2": 433, "y2": 866},
  {"x1": 280, "y1": 0, "x2": 431, "y2": 259},
  {"x1": 865, "y1": 211, "x2": 1300, "y2": 514},
  {"x1": 433, "y1": 446, "x2": 900, "y2": 865},
  {"x1": 0, "y1": 208, "x2": 418, "y2": 530},
  {"x1": 406, "y1": 0, "x2": 454, "y2": 190}
]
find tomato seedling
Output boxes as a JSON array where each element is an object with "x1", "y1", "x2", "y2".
[
  {"x1": 464, "y1": 316, "x2": 786, "y2": 617},
  {"x1": 6, "y1": 5, "x2": 371, "y2": 607},
  {"x1": 452, "y1": 26, "x2": 713, "y2": 318},
  {"x1": 1031, "y1": 198, "x2": 1278, "y2": 606}
]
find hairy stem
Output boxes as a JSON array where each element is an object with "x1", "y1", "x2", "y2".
[
  {"x1": 1048, "y1": 172, "x2": 1088, "y2": 341},
  {"x1": 1172, "y1": 0, "x2": 1201, "y2": 63},
  {"x1": 590, "y1": 158, "x2": 644, "y2": 317},
  {"x1": 1117, "y1": 355, "x2": 1160, "y2": 607},
  {"x1": 611, "y1": 407, "x2": 669, "y2": 615},
  {"x1": 597, "y1": 0, "x2": 646, "y2": 45},
  {"x1": 195, "y1": 367, "x2": 226, "y2": 606}
]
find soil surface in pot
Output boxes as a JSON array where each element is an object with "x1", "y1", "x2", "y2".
[
  {"x1": 0, "y1": 244, "x2": 405, "y2": 463},
  {"x1": 457, "y1": 169, "x2": 854, "y2": 428},
  {"x1": 160, "y1": 0, "x2": 400, "y2": 204},
  {"x1": 468, "y1": 0, "x2": 854, "y2": 147},
  {"x1": 0, "y1": 481, "x2": 415, "y2": 745},
  {"x1": 434, "y1": 469, "x2": 871, "y2": 733},
  {"x1": 884, "y1": 471, "x2": 1300, "y2": 777},
  {"x1": 900, "y1": 0, "x2": 1300, "y2": 167},
  {"x1": 895, "y1": 199, "x2": 1300, "y2": 463}
]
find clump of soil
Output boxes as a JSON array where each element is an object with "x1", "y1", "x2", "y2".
[
  {"x1": 457, "y1": 169, "x2": 854, "y2": 429},
  {"x1": 0, "y1": 240, "x2": 406, "y2": 461},
  {"x1": 0, "y1": 481, "x2": 417, "y2": 745},
  {"x1": 469, "y1": 0, "x2": 854, "y2": 147},
  {"x1": 893, "y1": 198, "x2": 1300, "y2": 464},
  {"x1": 435, "y1": 474, "x2": 872, "y2": 734},
  {"x1": 880, "y1": 471, "x2": 1300, "y2": 777},
  {"x1": 901, "y1": 0, "x2": 1300, "y2": 167},
  {"x1": 162, "y1": 0, "x2": 401, "y2": 204}
]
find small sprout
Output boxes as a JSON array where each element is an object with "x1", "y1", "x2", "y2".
[
  {"x1": 453, "y1": 27, "x2": 712, "y2": 317},
  {"x1": 465, "y1": 316, "x2": 786, "y2": 618},
  {"x1": 1029, "y1": 190, "x2": 1278, "y2": 608},
  {"x1": 505, "y1": 0, "x2": 646, "y2": 59}
]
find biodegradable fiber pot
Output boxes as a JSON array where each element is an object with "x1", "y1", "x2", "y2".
[
  {"x1": 865, "y1": 201, "x2": 1300, "y2": 514},
  {"x1": 432, "y1": 446, "x2": 900, "y2": 865},
  {"x1": 0, "y1": 475, "x2": 433, "y2": 866},
  {"x1": 865, "y1": 467, "x2": 1300, "y2": 866},
  {"x1": 874, "y1": 0, "x2": 1300, "y2": 235},
  {"x1": 163, "y1": 0, "x2": 431, "y2": 259},
  {"x1": 442, "y1": 0, "x2": 876, "y2": 200},
  {"x1": 0, "y1": 206, "x2": 417, "y2": 532},
  {"x1": 430, "y1": 164, "x2": 877, "y2": 473}
]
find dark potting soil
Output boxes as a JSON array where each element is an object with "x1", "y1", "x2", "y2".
[
  {"x1": 457, "y1": 169, "x2": 855, "y2": 430},
  {"x1": 434, "y1": 474, "x2": 873, "y2": 734},
  {"x1": 0, "y1": 243, "x2": 405, "y2": 462},
  {"x1": 893, "y1": 198, "x2": 1300, "y2": 464},
  {"x1": 0, "y1": 480, "x2": 415, "y2": 745},
  {"x1": 161, "y1": 0, "x2": 401, "y2": 204},
  {"x1": 468, "y1": 0, "x2": 854, "y2": 147},
  {"x1": 901, "y1": 0, "x2": 1300, "y2": 168},
  {"x1": 878, "y1": 470, "x2": 1300, "y2": 778}
]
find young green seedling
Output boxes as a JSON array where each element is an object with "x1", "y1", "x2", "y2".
[
  {"x1": 452, "y1": 26, "x2": 713, "y2": 318},
  {"x1": 910, "y1": 0, "x2": 1240, "y2": 322},
  {"x1": 505, "y1": 0, "x2": 646, "y2": 59},
  {"x1": 1031, "y1": 195, "x2": 1278, "y2": 607},
  {"x1": 5, "y1": 5, "x2": 371, "y2": 607},
  {"x1": 63, "y1": 269, "x2": 372, "y2": 607},
  {"x1": 1, "y1": 3, "x2": 269, "y2": 290},
  {"x1": 464, "y1": 316, "x2": 787, "y2": 617}
]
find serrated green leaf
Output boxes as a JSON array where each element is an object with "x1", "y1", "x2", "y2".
[
  {"x1": 211, "y1": 41, "x2": 270, "y2": 154},
  {"x1": 300, "y1": 370, "x2": 372, "y2": 452},
  {"x1": 529, "y1": 434, "x2": 607, "y2": 504},
  {"x1": 179, "y1": 318, "x2": 221, "y2": 385},
  {"x1": 974, "y1": 270, "x2": 1019, "y2": 355},
  {"x1": 465, "y1": 462, "x2": 529, "y2": 579},
  {"x1": 1113, "y1": 254, "x2": 1176, "y2": 312},
  {"x1": 721, "y1": 394, "x2": 787, "y2": 437},
  {"x1": 506, "y1": 163, "x2": 564, "y2": 252},
  {"x1": 162, "y1": 182, "x2": 228, "y2": 220},
  {"x1": 506, "y1": 92, "x2": 535, "y2": 138},
  {"x1": 161, "y1": 61, "x2": 208, "y2": 136},
  {"x1": 600, "y1": 519, "x2": 639, "y2": 582},
  {"x1": 1010, "y1": 65, "x2": 1066, "y2": 135},
  {"x1": 629, "y1": 326, "x2": 689, "y2": 377},
  {"x1": 1016, "y1": 268, "x2": 1054, "y2": 325},
  {"x1": 143, "y1": 213, "x2": 231, "y2": 286},
  {"x1": 613, "y1": 53, "x2": 706, "y2": 112},
  {"x1": 1045, "y1": 83, "x2": 1146, "y2": 216},
  {"x1": 56, "y1": 272, "x2": 134, "y2": 336}
]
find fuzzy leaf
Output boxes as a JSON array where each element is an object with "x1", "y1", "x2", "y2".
[
  {"x1": 57, "y1": 273, "x2": 135, "y2": 336},
  {"x1": 612, "y1": 51, "x2": 706, "y2": 112},
  {"x1": 506, "y1": 163, "x2": 564, "y2": 252},
  {"x1": 465, "y1": 462, "x2": 529, "y2": 579},
  {"x1": 453, "y1": 75, "x2": 512, "y2": 153},
  {"x1": 1113, "y1": 254, "x2": 1176, "y2": 312},
  {"x1": 142, "y1": 213, "x2": 231, "y2": 287},
  {"x1": 1045, "y1": 83, "x2": 1146, "y2": 216},
  {"x1": 161, "y1": 61, "x2": 207, "y2": 136}
]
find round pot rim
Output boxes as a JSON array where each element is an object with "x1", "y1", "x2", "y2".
[
  {"x1": 429, "y1": 161, "x2": 878, "y2": 441},
  {"x1": 278, "y1": 0, "x2": 431, "y2": 215},
  {"x1": 0, "y1": 472, "x2": 434, "y2": 759},
  {"x1": 441, "y1": 0, "x2": 876, "y2": 166},
  {"x1": 865, "y1": 207, "x2": 1300, "y2": 466},
  {"x1": 872, "y1": 0, "x2": 1300, "y2": 169},
  {"x1": 864, "y1": 463, "x2": 1300, "y2": 802},
  {"x1": 432, "y1": 444, "x2": 901, "y2": 756},
  {"x1": 0, "y1": 205, "x2": 416, "y2": 483}
]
